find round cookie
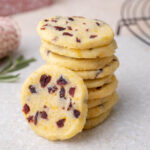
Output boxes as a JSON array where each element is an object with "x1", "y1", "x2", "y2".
[
  {"x1": 40, "y1": 47, "x2": 114, "y2": 71},
  {"x1": 88, "y1": 91, "x2": 117, "y2": 108},
  {"x1": 84, "y1": 109, "x2": 111, "y2": 130},
  {"x1": 75, "y1": 57, "x2": 119, "y2": 79},
  {"x1": 41, "y1": 40, "x2": 117, "y2": 59},
  {"x1": 21, "y1": 64, "x2": 88, "y2": 141},
  {"x1": 88, "y1": 75, "x2": 118, "y2": 99},
  {"x1": 85, "y1": 75, "x2": 113, "y2": 89},
  {"x1": 87, "y1": 92, "x2": 118, "y2": 119},
  {"x1": 37, "y1": 16, "x2": 114, "y2": 49}
]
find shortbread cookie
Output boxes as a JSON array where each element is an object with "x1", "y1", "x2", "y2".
[
  {"x1": 87, "y1": 93, "x2": 118, "y2": 119},
  {"x1": 88, "y1": 92, "x2": 117, "y2": 108},
  {"x1": 88, "y1": 75, "x2": 118, "y2": 99},
  {"x1": 75, "y1": 58, "x2": 119, "y2": 79},
  {"x1": 21, "y1": 64, "x2": 88, "y2": 141},
  {"x1": 37, "y1": 16, "x2": 114, "y2": 49},
  {"x1": 40, "y1": 47, "x2": 114, "y2": 71},
  {"x1": 85, "y1": 75, "x2": 113, "y2": 89},
  {"x1": 41, "y1": 40, "x2": 117, "y2": 59},
  {"x1": 84, "y1": 109, "x2": 111, "y2": 130}
]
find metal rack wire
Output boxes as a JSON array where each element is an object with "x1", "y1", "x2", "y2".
[{"x1": 116, "y1": 0, "x2": 150, "y2": 45}]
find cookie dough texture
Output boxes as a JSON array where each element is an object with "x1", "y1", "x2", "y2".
[
  {"x1": 88, "y1": 91, "x2": 117, "y2": 108},
  {"x1": 87, "y1": 92, "x2": 118, "y2": 119},
  {"x1": 84, "y1": 109, "x2": 112, "y2": 130},
  {"x1": 88, "y1": 75, "x2": 118, "y2": 99},
  {"x1": 40, "y1": 46, "x2": 114, "y2": 71},
  {"x1": 41, "y1": 39, "x2": 117, "y2": 59},
  {"x1": 75, "y1": 58, "x2": 119, "y2": 79},
  {"x1": 21, "y1": 64, "x2": 88, "y2": 141},
  {"x1": 37, "y1": 16, "x2": 114, "y2": 49}
]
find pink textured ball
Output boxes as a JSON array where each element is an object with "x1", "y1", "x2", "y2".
[{"x1": 0, "y1": 17, "x2": 20, "y2": 59}]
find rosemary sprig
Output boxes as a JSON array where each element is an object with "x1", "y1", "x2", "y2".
[{"x1": 0, "y1": 54, "x2": 36, "y2": 82}]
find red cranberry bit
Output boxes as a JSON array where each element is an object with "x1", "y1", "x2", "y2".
[
  {"x1": 54, "y1": 26, "x2": 66, "y2": 31},
  {"x1": 86, "y1": 29, "x2": 89, "y2": 32},
  {"x1": 43, "y1": 24, "x2": 48, "y2": 27},
  {"x1": 48, "y1": 86, "x2": 58, "y2": 94},
  {"x1": 90, "y1": 35, "x2": 97, "y2": 38},
  {"x1": 56, "y1": 118, "x2": 66, "y2": 128},
  {"x1": 59, "y1": 87, "x2": 66, "y2": 99},
  {"x1": 34, "y1": 111, "x2": 39, "y2": 125},
  {"x1": 73, "y1": 109, "x2": 80, "y2": 118},
  {"x1": 41, "y1": 27, "x2": 45, "y2": 30},
  {"x1": 67, "y1": 100, "x2": 72, "y2": 111},
  {"x1": 43, "y1": 105, "x2": 47, "y2": 108},
  {"x1": 68, "y1": 17, "x2": 74, "y2": 21},
  {"x1": 69, "y1": 87, "x2": 76, "y2": 97},
  {"x1": 83, "y1": 22, "x2": 86, "y2": 25},
  {"x1": 96, "y1": 22, "x2": 100, "y2": 26},
  {"x1": 62, "y1": 32, "x2": 73, "y2": 36},
  {"x1": 75, "y1": 29, "x2": 78, "y2": 31},
  {"x1": 57, "y1": 76, "x2": 68, "y2": 86},
  {"x1": 51, "y1": 18, "x2": 57, "y2": 22},
  {"x1": 47, "y1": 50, "x2": 51, "y2": 55},
  {"x1": 96, "y1": 86, "x2": 102, "y2": 90},
  {"x1": 40, "y1": 111, "x2": 48, "y2": 119},
  {"x1": 66, "y1": 21, "x2": 68, "y2": 24},
  {"x1": 40, "y1": 74, "x2": 51, "y2": 88},
  {"x1": 29, "y1": 85, "x2": 37, "y2": 93},
  {"x1": 23, "y1": 104, "x2": 30, "y2": 114},
  {"x1": 44, "y1": 19, "x2": 49, "y2": 22},
  {"x1": 67, "y1": 26, "x2": 72, "y2": 30},
  {"x1": 27, "y1": 116, "x2": 34, "y2": 123},
  {"x1": 76, "y1": 37, "x2": 81, "y2": 43}
]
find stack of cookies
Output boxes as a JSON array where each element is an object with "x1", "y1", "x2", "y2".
[
  {"x1": 37, "y1": 16, "x2": 119, "y2": 130},
  {"x1": 20, "y1": 16, "x2": 119, "y2": 141}
]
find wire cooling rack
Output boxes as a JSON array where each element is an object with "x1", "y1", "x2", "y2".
[{"x1": 116, "y1": 0, "x2": 150, "y2": 45}]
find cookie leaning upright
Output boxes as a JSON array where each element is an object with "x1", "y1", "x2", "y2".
[
  {"x1": 21, "y1": 64, "x2": 88, "y2": 141},
  {"x1": 37, "y1": 16, "x2": 114, "y2": 49}
]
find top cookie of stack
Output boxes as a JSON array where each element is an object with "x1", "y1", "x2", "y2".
[{"x1": 37, "y1": 16, "x2": 117, "y2": 59}]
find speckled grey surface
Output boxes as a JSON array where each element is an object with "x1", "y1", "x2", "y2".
[{"x1": 0, "y1": 36, "x2": 150, "y2": 150}]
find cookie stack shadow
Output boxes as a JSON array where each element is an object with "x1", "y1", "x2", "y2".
[{"x1": 38, "y1": 17, "x2": 119, "y2": 130}]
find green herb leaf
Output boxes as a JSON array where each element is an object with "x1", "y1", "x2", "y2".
[
  {"x1": 0, "y1": 54, "x2": 36, "y2": 82},
  {"x1": 0, "y1": 74, "x2": 20, "y2": 82}
]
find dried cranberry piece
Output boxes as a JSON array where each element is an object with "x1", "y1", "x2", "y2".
[
  {"x1": 75, "y1": 29, "x2": 78, "y2": 31},
  {"x1": 56, "y1": 118, "x2": 66, "y2": 128},
  {"x1": 29, "y1": 85, "x2": 37, "y2": 93},
  {"x1": 59, "y1": 87, "x2": 66, "y2": 99},
  {"x1": 40, "y1": 111, "x2": 48, "y2": 119},
  {"x1": 83, "y1": 22, "x2": 86, "y2": 25},
  {"x1": 73, "y1": 109, "x2": 80, "y2": 118},
  {"x1": 67, "y1": 26, "x2": 72, "y2": 30},
  {"x1": 68, "y1": 17, "x2": 74, "y2": 21},
  {"x1": 67, "y1": 100, "x2": 72, "y2": 111},
  {"x1": 48, "y1": 86, "x2": 58, "y2": 94},
  {"x1": 96, "y1": 22, "x2": 100, "y2": 26},
  {"x1": 34, "y1": 111, "x2": 39, "y2": 125},
  {"x1": 62, "y1": 32, "x2": 73, "y2": 36},
  {"x1": 41, "y1": 27, "x2": 45, "y2": 30},
  {"x1": 40, "y1": 74, "x2": 51, "y2": 88},
  {"x1": 86, "y1": 29, "x2": 89, "y2": 32},
  {"x1": 69, "y1": 87, "x2": 76, "y2": 97},
  {"x1": 96, "y1": 86, "x2": 102, "y2": 90},
  {"x1": 23, "y1": 104, "x2": 30, "y2": 114},
  {"x1": 27, "y1": 116, "x2": 34, "y2": 123},
  {"x1": 51, "y1": 18, "x2": 57, "y2": 22},
  {"x1": 95, "y1": 69, "x2": 103, "y2": 78},
  {"x1": 90, "y1": 35, "x2": 97, "y2": 38},
  {"x1": 66, "y1": 21, "x2": 68, "y2": 24},
  {"x1": 76, "y1": 37, "x2": 81, "y2": 43},
  {"x1": 44, "y1": 19, "x2": 49, "y2": 22},
  {"x1": 57, "y1": 76, "x2": 68, "y2": 85},
  {"x1": 43, "y1": 105, "x2": 47, "y2": 108},
  {"x1": 54, "y1": 26, "x2": 66, "y2": 31}
]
